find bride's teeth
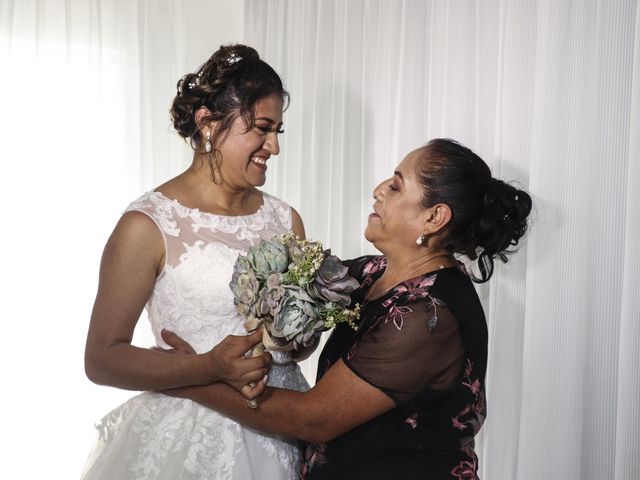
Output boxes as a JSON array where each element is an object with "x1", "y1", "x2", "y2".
[{"x1": 252, "y1": 157, "x2": 267, "y2": 165}]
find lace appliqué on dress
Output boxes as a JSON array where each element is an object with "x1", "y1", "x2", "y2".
[
  {"x1": 95, "y1": 393, "x2": 241, "y2": 480},
  {"x1": 126, "y1": 193, "x2": 181, "y2": 237}
]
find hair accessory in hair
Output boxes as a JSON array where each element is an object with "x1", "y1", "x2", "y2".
[
  {"x1": 188, "y1": 71, "x2": 203, "y2": 90},
  {"x1": 226, "y1": 52, "x2": 242, "y2": 65},
  {"x1": 177, "y1": 71, "x2": 203, "y2": 97},
  {"x1": 502, "y1": 193, "x2": 522, "y2": 220}
]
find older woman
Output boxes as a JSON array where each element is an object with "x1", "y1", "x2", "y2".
[{"x1": 163, "y1": 138, "x2": 532, "y2": 479}]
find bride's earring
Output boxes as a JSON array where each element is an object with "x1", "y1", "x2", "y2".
[
  {"x1": 416, "y1": 233, "x2": 426, "y2": 245},
  {"x1": 205, "y1": 131, "x2": 212, "y2": 153}
]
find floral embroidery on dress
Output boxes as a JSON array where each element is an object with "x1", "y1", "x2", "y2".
[
  {"x1": 362, "y1": 255, "x2": 387, "y2": 276},
  {"x1": 450, "y1": 437, "x2": 479, "y2": 480},
  {"x1": 369, "y1": 273, "x2": 443, "y2": 333},
  {"x1": 450, "y1": 360, "x2": 486, "y2": 479},
  {"x1": 301, "y1": 443, "x2": 328, "y2": 479},
  {"x1": 451, "y1": 360, "x2": 486, "y2": 435},
  {"x1": 381, "y1": 304, "x2": 413, "y2": 330},
  {"x1": 404, "y1": 412, "x2": 419, "y2": 429},
  {"x1": 392, "y1": 274, "x2": 437, "y2": 301},
  {"x1": 126, "y1": 193, "x2": 181, "y2": 237},
  {"x1": 140, "y1": 191, "x2": 293, "y2": 240}
]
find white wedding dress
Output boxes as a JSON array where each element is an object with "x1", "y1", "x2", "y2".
[{"x1": 81, "y1": 191, "x2": 309, "y2": 480}]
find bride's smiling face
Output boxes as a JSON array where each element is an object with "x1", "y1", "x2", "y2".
[
  {"x1": 365, "y1": 149, "x2": 429, "y2": 253},
  {"x1": 214, "y1": 93, "x2": 284, "y2": 188}
]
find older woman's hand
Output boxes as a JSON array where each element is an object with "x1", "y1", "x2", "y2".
[{"x1": 156, "y1": 329, "x2": 271, "y2": 400}]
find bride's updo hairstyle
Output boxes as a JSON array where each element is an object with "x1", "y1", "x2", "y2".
[
  {"x1": 170, "y1": 44, "x2": 288, "y2": 152},
  {"x1": 417, "y1": 138, "x2": 532, "y2": 283}
]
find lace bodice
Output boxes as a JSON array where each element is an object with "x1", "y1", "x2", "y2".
[{"x1": 125, "y1": 190, "x2": 293, "y2": 354}]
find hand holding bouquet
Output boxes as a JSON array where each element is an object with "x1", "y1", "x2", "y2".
[{"x1": 230, "y1": 233, "x2": 360, "y2": 406}]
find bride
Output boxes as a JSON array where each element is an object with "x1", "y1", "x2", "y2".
[{"x1": 81, "y1": 44, "x2": 310, "y2": 479}]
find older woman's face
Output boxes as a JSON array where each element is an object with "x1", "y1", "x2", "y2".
[{"x1": 365, "y1": 149, "x2": 428, "y2": 252}]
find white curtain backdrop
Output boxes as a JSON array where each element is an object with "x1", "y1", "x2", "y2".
[
  {"x1": 245, "y1": 1, "x2": 640, "y2": 479},
  {"x1": 0, "y1": 0, "x2": 244, "y2": 476},
  {"x1": 2, "y1": 0, "x2": 638, "y2": 478}
]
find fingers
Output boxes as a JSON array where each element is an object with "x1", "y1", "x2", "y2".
[
  {"x1": 240, "y1": 352, "x2": 272, "y2": 372},
  {"x1": 239, "y1": 366, "x2": 270, "y2": 386},
  {"x1": 217, "y1": 329, "x2": 265, "y2": 360},
  {"x1": 239, "y1": 375, "x2": 268, "y2": 401},
  {"x1": 239, "y1": 328, "x2": 265, "y2": 352},
  {"x1": 206, "y1": 333, "x2": 271, "y2": 385},
  {"x1": 161, "y1": 329, "x2": 196, "y2": 354}
]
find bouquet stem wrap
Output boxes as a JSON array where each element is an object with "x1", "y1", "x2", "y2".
[{"x1": 242, "y1": 317, "x2": 294, "y2": 408}]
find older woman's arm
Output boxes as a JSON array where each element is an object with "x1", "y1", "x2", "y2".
[
  {"x1": 166, "y1": 358, "x2": 395, "y2": 444},
  {"x1": 162, "y1": 292, "x2": 464, "y2": 444}
]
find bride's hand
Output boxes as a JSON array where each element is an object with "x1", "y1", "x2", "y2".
[
  {"x1": 151, "y1": 329, "x2": 197, "y2": 354},
  {"x1": 159, "y1": 329, "x2": 271, "y2": 400}
]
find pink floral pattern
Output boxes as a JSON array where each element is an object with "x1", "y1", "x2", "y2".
[
  {"x1": 450, "y1": 360, "x2": 486, "y2": 436},
  {"x1": 450, "y1": 438, "x2": 479, "y2": 479},
  {"x1": 301, "y1": 443, "x2": 327, "y2": 479},
  {"x1": 392, "y1": 274, "x2": 437, "y2": 301},
  {"x1": 450, "y1": 361, "x2": 486, "y2": 479},
  {"x1": 376, "y1": 275, "x2": 441, "y2": 332},
  {"x1": 383, "y1": 304, "x2": 414, "y2": 330},
  {"x1": 360, "y1": 257, "x2": 444, "y2": 334},
  {"x1": 404, "y1": 413, "x2": 419, "y2": 429},
  {"x1": 362, "y1": 256, "x2": 388, "y2": 276}
]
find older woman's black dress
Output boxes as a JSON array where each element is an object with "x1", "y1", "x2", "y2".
[{"x1": 302, "y1": 255, "x2": 488, "y2": 480}]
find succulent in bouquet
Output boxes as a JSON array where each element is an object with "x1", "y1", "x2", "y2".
[{"x1": 230, "y1": 233, "x2": 360, "y2": 406}]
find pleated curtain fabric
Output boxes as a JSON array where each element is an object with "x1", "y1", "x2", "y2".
[{"x1": 244, "y1": 1, "x2": 640, "y2": 479}]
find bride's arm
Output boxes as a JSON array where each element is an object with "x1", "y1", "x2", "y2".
[{"x1": 84, "y1": 211, "x2": 269, "y2": 393}]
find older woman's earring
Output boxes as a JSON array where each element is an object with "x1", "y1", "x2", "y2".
[
  {"x1": 205, "y1": 131, "x2": 212, "y2": 153},
  {"x1": 416, "y1": 233, "x2": 426, "y2": 245}
]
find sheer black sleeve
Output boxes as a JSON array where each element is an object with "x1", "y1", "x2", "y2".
[{"x1": 343, "y1": 297, "x2": 465, "y2": 405}]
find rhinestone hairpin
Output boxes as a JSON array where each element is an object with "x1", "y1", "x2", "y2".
[
  {"x1": 226, "y1": 52, "x2": 242, "y2": 65},
  {"x1": 187, "y1": 71, "x2": 203, "y2": 90}
]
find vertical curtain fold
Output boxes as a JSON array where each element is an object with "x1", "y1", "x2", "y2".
[{"x1": 615, "y1": 3, "x2": 640, "y2": 478}]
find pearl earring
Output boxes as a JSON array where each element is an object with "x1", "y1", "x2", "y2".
[
  {"x1": 205, "y1": 131, "x2": 212, "y2": 153},
  {"x1": 416, "y1": 233, "x2": 426, "y2": 245}
]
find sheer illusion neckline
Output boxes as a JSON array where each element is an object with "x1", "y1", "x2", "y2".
[{"x1": 150, "y1": 190, "x2": 267, "y2": 219}]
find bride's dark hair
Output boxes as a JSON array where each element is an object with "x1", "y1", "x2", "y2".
[
  {"x1": 417, "y1": 138, "x2": 532, "y2": 283},
  {"x1": 170, "y1": 44, "x2": 288, "y2": 152}
]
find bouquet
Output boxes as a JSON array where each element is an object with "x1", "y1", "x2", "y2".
[{"x1": 230, "y1": 233, "x2": 360, "y2": 406}]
